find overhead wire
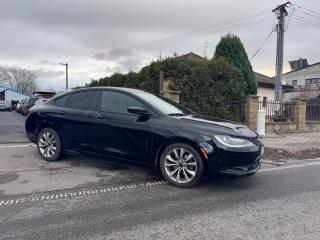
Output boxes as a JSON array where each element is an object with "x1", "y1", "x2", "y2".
[{"x1": 106, "y1": 10, "x2": 273, "y2": 59}]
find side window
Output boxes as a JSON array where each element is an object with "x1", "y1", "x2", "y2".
[
  {"x1": 67, "y1": 91, "x2": 98, "y2": 111},
  {"x1": 100, "y1": 91, "x2": 143, "y2": 114},
  {"x1": 55, "y1": 95, "x2": 69, "y2": 107}
]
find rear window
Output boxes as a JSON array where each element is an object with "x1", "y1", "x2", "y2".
[
  {"x1": 67, "y1": 91, "x2": 98, "y2": 111},
  {"x1": 27, "y1": 98, "x2": 40, "y2": 105},
  {"x1": 55, "y1": 95, "x2": 69, "y2": 107}
]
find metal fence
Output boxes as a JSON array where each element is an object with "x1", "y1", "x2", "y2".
[
  {"x1": 259, "y1": 100, "x2": 295, "y2": 122},
  {"x1": 306, "y1": 104, "x2": 320, "y2": 121}
]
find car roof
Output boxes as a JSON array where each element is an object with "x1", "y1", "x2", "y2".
[{"x1": 72, "y1": 87, "x2": 146, "y2": 94}]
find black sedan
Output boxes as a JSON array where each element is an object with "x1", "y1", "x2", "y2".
[{"x1": 25, "y1": 87, "x2": 263, "y2": 187}]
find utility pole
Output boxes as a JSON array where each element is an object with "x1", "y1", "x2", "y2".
[
  {"x1": 272, "y1": 1, "x2": 291, "y2": 102},
  {"x1": 59, "y1": 63, "x2": 68, "y2": 90},
  {"x1": 203, "y1": 41, "x2": 210, "y2": 59}
]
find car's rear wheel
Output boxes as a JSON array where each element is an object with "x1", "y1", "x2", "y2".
[
  {"x1": 37, "y1": 128, "x2": 61, "y2": 162},
  {"x1": 160, "y1": 143, "x2": 204, "y2": 188}
]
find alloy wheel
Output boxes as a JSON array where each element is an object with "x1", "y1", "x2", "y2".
[
  {"x1": 164, "y1": 147, "x2": 197, "y2": 184},
  {"x1": 38, "y1": 131, "x2": 57, "y2": 158}
]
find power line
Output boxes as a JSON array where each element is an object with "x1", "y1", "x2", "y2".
[
  {"x1": 296, "y1": 4, "x2": 320, "y2": 16},
  {"x1": 250, "y1": 27, "x2": 275, "y2": 60},
  {"x1": 289, "y1": 6, "x2": 320, "y2": 20},
  {"x1": 293, "y1": 15, "x2": 320, "y2": 28},
  {"x1": 106, "y1": 11, "x2": 273, "y2": 58},
  {"x1": 285, "y1": 5, "x2": 296, "y2": 31}
]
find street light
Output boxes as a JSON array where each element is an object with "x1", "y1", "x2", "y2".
[{"x1": 59, "y1": 63, "x2": 68, "y2": 90}]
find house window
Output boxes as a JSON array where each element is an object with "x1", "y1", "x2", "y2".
[
  {"x1": 292, "y1": 80, "x2": 297, "y2": 85},
  {"x1": 306, "y1": 78, "x2": 320, "y2": 85}
]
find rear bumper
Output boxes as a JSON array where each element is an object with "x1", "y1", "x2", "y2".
[{"x1": 0, "y1": 107, "x2": 11, "y2": 111}]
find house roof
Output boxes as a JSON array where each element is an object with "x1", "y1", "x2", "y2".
[
  {"x1": 0, "y1": 88, "x2": 30, "y2": 96},
  {"x1": 283, "y1": 61, "x2": 320, "y2": 76},
  {"x1": 255, "y1": 72, "x2": 293, "y2": 89},
  {"x1": 179, "y1": 52, "x2": 207, "y2": 63}
]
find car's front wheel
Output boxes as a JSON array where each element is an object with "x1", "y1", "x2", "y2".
[
  {"x1": 37, "y1": 128, "x2": 62, "y2": 162},
  {"x1": 160, "y1": 143, "x2": 204, "y2": 188}
]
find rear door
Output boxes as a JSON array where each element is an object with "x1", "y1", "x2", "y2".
[
  {"x1": 91, "y1": 90, "x2": 153, "y2": 163},
  {"x1": 54, "y1": 90, "x2": 99, "y2": 152}
]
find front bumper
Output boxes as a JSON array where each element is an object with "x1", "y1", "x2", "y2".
[
  {"x1": 206, "y1": 143, "x2": 262, "y2": 177},
  {"x1": 219, "y1": 156, "x2": 261, "y2": 176}
]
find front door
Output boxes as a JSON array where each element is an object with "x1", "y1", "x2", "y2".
[{"x1": 92, "y1": 90, "x2": 153, "y2": 163}]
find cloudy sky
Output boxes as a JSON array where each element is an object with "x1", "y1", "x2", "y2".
[{"x1": 0, "y1": 0, "x2": 319, "y2": 91}]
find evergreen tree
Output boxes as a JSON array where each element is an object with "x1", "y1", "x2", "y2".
[{"x1": 214, "y1": 33, "x2": 257, "y2": 95}]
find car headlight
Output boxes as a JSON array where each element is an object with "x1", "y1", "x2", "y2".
[{"x1": 214, "y1": 135, "x2": 255, "y2": 148}]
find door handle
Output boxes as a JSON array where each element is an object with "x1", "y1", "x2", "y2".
[
  {"x1": 57, "y1": 111, "x2": 65, "y2": 115},
  {"x1": 96, "y1": 115, "x2": 109, "y2": 120}
]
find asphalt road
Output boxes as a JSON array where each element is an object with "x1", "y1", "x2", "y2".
[
  {"x1": 0, "y1": 111, "x2": 28, "y2": 143},
  {"x1": 1, "y1": 162, "x2": 320, "y2": 240},
  {"x1": 1, "y1": 111, "x2": 320, "y2": 240}
]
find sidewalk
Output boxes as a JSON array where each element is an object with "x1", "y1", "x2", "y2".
[{"x1": 263, "y1": 131, "x2": 320, "y2": 151}]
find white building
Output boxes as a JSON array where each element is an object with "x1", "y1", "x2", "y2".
[
  {"x1": 0, "y1": 88, "x2": 29, "y2": 102},
  {"x1": 281, "y1": 59, "x2": 320, "y2": 100},
  {"x1": 255, "y1": 72, "x2": 292, "y2": 102}
]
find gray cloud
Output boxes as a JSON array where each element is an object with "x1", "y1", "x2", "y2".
[
  {"x1": 32, "y1": 69, "x2": 65, "y2": 78},
  {"x1": 93, "y1": 48, "x2": 147, "y2": 73}
]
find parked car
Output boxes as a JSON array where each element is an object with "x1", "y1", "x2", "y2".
[
  {"x1": 0, "y1": 100, "x2": 12, "y2": 111},
  {"x1": 25, "y1": 87, "x2": 263, "y2": 188},
  {"x1": 22, "y1": 97, "x2": 40, "y2": 116},
  {"x1": 17, "y1": 98, "x2": 28, "y2": 114}
]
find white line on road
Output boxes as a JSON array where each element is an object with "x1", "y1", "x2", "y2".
[
  {"x1": 0, "y1": 144, "x2": 36, "y2": 148},
  {"x1": 1, "y1": 159, "x2": 320, "y2": 208},
  {"x1": 0, "y1": 180, "x2": 168, "y2": 207},
  {"x1": 260, "y1": 159, "x2": 320, "y2": 173}
]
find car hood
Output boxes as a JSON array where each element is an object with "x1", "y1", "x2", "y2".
[{"x1": 174, "y1": 114, "x2": 257, "y2": 138}]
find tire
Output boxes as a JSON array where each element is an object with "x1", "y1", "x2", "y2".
[
  {"x1": 37, "y1": 128, "x2": 62, "y2": 162},
  {"x1": 160, "y1": 143, "x2": 204, "y2": 188}
]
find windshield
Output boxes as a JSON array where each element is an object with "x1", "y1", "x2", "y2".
[{"x1": 135, "y1": 92, "x2": 192, "y2": 115}]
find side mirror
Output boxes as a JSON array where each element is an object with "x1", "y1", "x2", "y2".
[{"x1": 127, "y1": 107, "x2": 152, "y2": 116}]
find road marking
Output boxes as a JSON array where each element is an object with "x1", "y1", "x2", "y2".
[
  {"x1": 260, "y1": 159, "x2": 320, "y2": 173},
  {"x1": 1, "y1": 159, "x2": 320, "y2": 208},
  {"x1": 0, "y1": 144, "x2": 36, "y2": 148},
  {"x1": 0, "y1": 180, "x2": 168, "y2": 207}
]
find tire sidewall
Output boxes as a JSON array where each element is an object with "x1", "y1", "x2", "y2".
[
  {"x1": 160, "y1": 143, "x2": 204, "y2": 188},
  {"x1": 37, "y1": 128, "x2": 61, "y2": 162}
]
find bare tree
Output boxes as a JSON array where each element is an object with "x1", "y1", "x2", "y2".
[{"x1": 0, "y1": 66, "x2": 37, "y2": 95}]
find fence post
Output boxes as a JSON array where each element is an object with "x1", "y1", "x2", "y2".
[
  {"x1": 162, "y1": 78, "x2": 181, "y2": 103},
  {"x1": 293, "y1": 98, "x2": 307, "y2": 131},
  {"x1": 245, "y1": 95, "x2": 259, "y2": 131}
]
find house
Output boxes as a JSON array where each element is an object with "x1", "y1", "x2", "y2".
[
  {"x1": 281, "y1": 58, "x2": 320, "y2": 100},
  {"x1": 0, "y1": 88, "x2": 29, "y2": 102},
  {"x1": 282, "y1": 58, "x2": 320, "y2": 86},
  {"x1": 255, "y1": 72, "x2": 293, "y2": 101}
]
